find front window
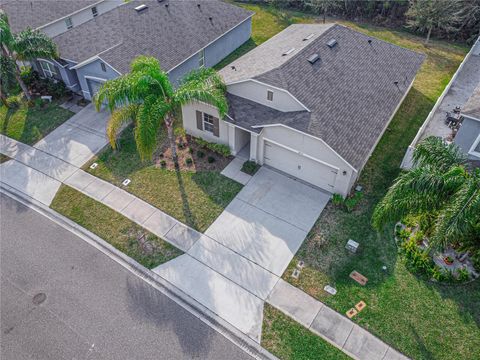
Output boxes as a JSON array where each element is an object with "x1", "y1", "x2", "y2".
[
  {"x1": 100, "y1": 62, "x2": 106, "y2": 72},
  {"x1": 203, "y1": 113, "x2": 214, "y2": 133},
  {"x1": 39, "y1": 60, "x2": 58, "y2": 78},
  {"x1": 198, "y1": 49, "x2": 205, "y2": 68},
  {"x1": 267, "y1": 90, "x2": 274, "y2": 101},
  {"x1": 65, "y1": 17, "x2": 73, "y2": 29}
]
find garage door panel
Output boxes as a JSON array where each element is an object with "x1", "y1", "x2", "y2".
[{"x1": 264, "y1": 141, "x2": 337, "y2": 192}]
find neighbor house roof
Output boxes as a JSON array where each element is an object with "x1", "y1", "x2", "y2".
[
  {"x1": 52, "y1": 0, "x2": 253, "y2": 73},
  {"x1": 221, "y1": 24, "x2": 425, "y2": 169},
  {"x1": 0, "y1": 0, "x2": 99, "y2": 33},
  {"x1": 462, "y1": 83, "x2": 480, "y2": 120}
]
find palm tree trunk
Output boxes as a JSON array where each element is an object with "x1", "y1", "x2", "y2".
[
  {"x1": 323, "y1": 9, "x2": 327, "y2": 24},
  {"x1": 425, "y1": 26, "x2": 432, "y2": 45},
  {"x1": 14, "y1": 63, "x2": 31, "y2": 101},
  {"x1": 166, "y1": 115, "x2": 177, "y2": 165},
  {"x1": 0, "y1": 88, "x2": 8, "y2": 108}
]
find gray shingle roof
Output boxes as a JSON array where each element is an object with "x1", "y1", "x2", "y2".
[
  {"x1": 462, "y1": 83, "x2": 480, "y2": 120},
  {"x1": 53, "y1": 0, "x2": 253, "y2": 73},
  {"x1": 0, "y1": 0, "x2": 98, "y2": 33},
  {"x1": 222, "y1": 24, "x2": 425, "y2": 169}
]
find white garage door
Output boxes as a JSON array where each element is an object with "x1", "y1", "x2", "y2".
[
  {"x1": 86, "y1": 78, "x2": 105, "y2": 100},
  {"x1": 264, "y1": 140, "x2": 337, "y2": 192}
]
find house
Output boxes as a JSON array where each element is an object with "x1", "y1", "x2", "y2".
[
  {"x1": 454, "y1": 84, "x2": 480, "y2": 162},
  {"x1": 182, "y1": 24, "x2": 425, "y2": 196},
  {"x1": 401, "y1": 36, "x2": 480, "y2": 169},
  {"x1": 1, "y1": 0, "x2": 253, "y2": 100}
]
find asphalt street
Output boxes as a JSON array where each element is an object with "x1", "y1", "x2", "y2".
[{"x1": 0, "y1": 193, "x2": 254, "y2": 360}]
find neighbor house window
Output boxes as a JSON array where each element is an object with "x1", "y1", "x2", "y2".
[
  {"x1": 203, "y1": 113, "x2": 214, "y2": 133},
  {"x1": 39, "y1": 60, "x2": 58, "y2": 78},
  {"x1": 92, "y1": 6, "x2": 98, "y2": 17},
  {"x1": 65, "y1": 17, "x2": 73, "y2": 29},
  {"x1": 267, "y1": 90, "x2": 274, "y2": 101},
  {"x1": 199, "y1": 49, "x2": 205, "y2": 68},
  {"x1": 100, "y1": 62, "x2": 107, "y2": 72}
]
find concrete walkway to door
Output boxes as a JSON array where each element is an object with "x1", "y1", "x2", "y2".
[{"x1": 154, "y1": 167, "x2": 331, "y2": 341}]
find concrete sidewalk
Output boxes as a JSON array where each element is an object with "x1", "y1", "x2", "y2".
[{"x1": 267, "y1": 280, "x2": 408, "y2": 360}]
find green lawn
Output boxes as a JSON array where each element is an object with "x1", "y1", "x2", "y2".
[
  {"x1": 262, "y1": 305, "x2": 350, "y2": 360},
  {"x1": 226, "y1": 2, "x2": 480, "y2": 360},
  {"x1": 85, "y1": 129, "x2": 243, "y2": 232},
  {"x1": 0, "y1": 99, "x2": 73, "y2": 145},
  {"x1": 51, "y1": 186, "x2": 182, "y2": 269}
]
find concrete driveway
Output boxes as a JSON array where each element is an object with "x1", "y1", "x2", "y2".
[
  {"x1": 154, "y1": 167, "x2": 330, "y2": 342},
  {"x1": 0, "y1": 105, "x2": 110, "y2": 205}
]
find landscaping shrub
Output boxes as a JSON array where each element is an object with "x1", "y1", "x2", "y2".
[
  {"x1": 174, "y1": 127, "x2": 186, "y2": 138},
  {"x1": 188, "y1": 147, "x2": 193, "y2": 154},
  {"x1": 195, "y1": 138, "x2": 231, "y2": 157},
  {"x1": 457, "y1": 267, "x2": 470, "y2": 282},
  {"x1": 185, "y1": 157, "x2": 193, "y2": 166},
  {"x1": 20, "y1": 67, "x2": 39, "y2": 88},
  {"x1": 400, "y1": 237, "x2": 435, "y2": 274},
  {"x1": 197, "y1": 150, "x2": 205, "y2": 158},
  {"x1": 331, "y1": 191, "x2": 363, "y2": 212},
  {"x1": 207, "y1": 156, "x2": 215, "y2": 163},
  {"x1": 160, "y1": 160, "x2": 166, "y2": 168},
  {"x1": 241, "y1": 160, "x2": 260, "y2": 175}
]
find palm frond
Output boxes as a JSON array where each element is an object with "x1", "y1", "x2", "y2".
[
  {"x1": 431, "y1": 171, "x2": 480, "y2": 248},
  {"x1": 12, "y1": 28, "x2": 58, "y2": 60},
  {"x1": 413, "y1": 136, "x2": 467, "y2": 171},
  {"x1": 106, "y1": 105, "x2": 138, "y2": 149},
  {"x1": 372, "y1": 166, "x2": 464, "y2": 229},
  {"x1": 174, "y1": 69, "x2": 228, "y2": 118},
  {"x1": 0, "y1": 10, "x2": 14, "y2": 48},
  {"x1": 133, "y1": 95, "x2": 165, "y2": 160}
]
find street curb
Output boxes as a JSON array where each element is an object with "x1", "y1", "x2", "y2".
[{"x1": 0, "y1": 184, "x2": 278, "y2": 360}]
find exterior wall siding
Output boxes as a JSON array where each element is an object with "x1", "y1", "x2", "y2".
[
  {"x1": 76, "y1": 59, "x2": 119, "y2": 100},
  {"x1": 182, "y1": 102, "x2": 230, "y2": 145},
  {"x1": 168, "y1": 17, "x2": 252, "y2": 86},
  {"x1": 455, "y1": 116, "x2": 480, "y2": 159},
  {"x1": 40, "y1": 0, "x2": 124, "y2": 37},
  {"x1": 204, "y1": 18, "x2": 252, "y2": 68},
  {"x1": 227, "y1": 81, "x2": 306, "y2": 112}
]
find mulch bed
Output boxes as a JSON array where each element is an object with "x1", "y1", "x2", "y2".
[{"x1": 156, "y1": 134, "x2": 232, "y2": 172}]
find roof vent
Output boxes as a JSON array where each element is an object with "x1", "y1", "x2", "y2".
[
  {"x1": 303, "y1": 33, "x2": 314, "y2": 41},
  {"x1": 282, "y1": 47, "x2": 296, "y2": 56},
  {"x1": 134, "y1": 4, "x2": 148, "y2": 12},
  {"x1": 307, "y1": 53, "x2": 320, "y2": 64},
  {"x1": 327, "y1": 39, "x2": 337, "y2": 48}
]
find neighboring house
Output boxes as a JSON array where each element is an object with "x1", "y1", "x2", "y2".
[
  {"x1": 1, "y1": 0, "x2": 253, "y2": 99},
  {"x1": 401, "y1": 36, "x2": 480, "y2": 169},
  {"x1": 182, "y1": 24, "x2": 424, "y2": 196},
  {"x1": 454, "y1": 85, "x2": 480, "y2": 161}
]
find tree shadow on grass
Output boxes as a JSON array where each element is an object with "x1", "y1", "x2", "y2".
[{"x1": 174, "y1": 164, "x2": 198, "y2": 230}]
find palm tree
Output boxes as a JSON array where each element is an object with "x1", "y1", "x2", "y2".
[
  {"x1": 373, "y1": 136, "x2": 480, "y2": 249},
  {"x1": 0, "y1": 9, "x2": 58, "y2": 102},
  {"x1": 94, "y1": 56, "x2": 228, "y2": 163}
]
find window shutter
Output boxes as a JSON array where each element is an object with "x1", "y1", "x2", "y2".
[
  {"x1": 213, "y1": 117, "x2": 220, "y2": 137},
  {"x1": 196, "y1": 111, "x2": 203, "y2": 130}
]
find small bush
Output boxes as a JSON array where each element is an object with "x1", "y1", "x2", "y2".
[
  {"x1": 177, "y1": 142, "x2": 185, "y2": 150},
  {"x1": 174, "y1": 127, "x2": 186, "y2": 138},
  {"x1": 195, "y1": 138, "x2": 230, "y2": 157},
  {"x1": 188, "y1": 147, "x2": 194, "y2": 154},
  {"x1": 411, "y1": 230, "x2": 425, "y2": 245},
  {"x1": 207, "y1": 156, "x2": 215, "y2": 163},
  {"x1": 457, "y1": 267, "x2": 470, "y2": 282},
  {"x1": 344, "y1": 191, "x2": 363, "y2": 212},
  {"x1": 430, "y1": 265, "x2": 445, "y2": 281},
  {"x1": 34, "y1": 98, "x2": 44, "y2": 108},
  {"x1": 397, "y1": 228, "x2": 411, "y2": 241},
  {"x1": 332, "y1": 194, "x2": 344, "y2": 206},
  {"x1": 160, "y1": 160, "x2": 166, "y2": 168},
  {"x1": 185, "y1": 157, "x2": 193, "y2": 166},
  {"x1": 400, "y1": 238, "x2": 434, "y2": 274},
  {"x1": 197, "y1": 150, "x2": 205, "y2": 158},
  {"x1": 241, "y1": 160, "x2": 260, "y2": 175},
  {"x1": 20, "y1": 67, "x2": 40, "y2": 87}
]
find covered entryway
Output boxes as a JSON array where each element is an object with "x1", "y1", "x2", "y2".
[{"x1": 263, "y1": 140, "x2": 338, "y2": 193}]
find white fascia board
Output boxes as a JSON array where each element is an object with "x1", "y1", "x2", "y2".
[
  {"x1": 226, "y1": 78, "x2": 310, "y2": 112},
  {"x1": 252, "y1": 123, "x2": 357, "y2": 171},
  {"x1": 84, "y1": 75, "x2": 107, "y2": 83},
  {"x1": 167, "y1": 15, "x2": 254, "y2": 73}
]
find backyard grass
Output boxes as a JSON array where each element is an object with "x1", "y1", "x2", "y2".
[
  {"x1": 85, "y1": 129, "x2": 243, "y2": 232},
  {"x1": 0, "y1": 99, "x2": 73, "y2": 145},
  {"x1": 51, "y1": 185, "x2": 182, "y2": 269},
  {"x1": 227, "y1": 2, "x2": 480, "y2": 360},
  {"x1": 262, "y1": 304, "x2": 350, "y2": 360}
]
